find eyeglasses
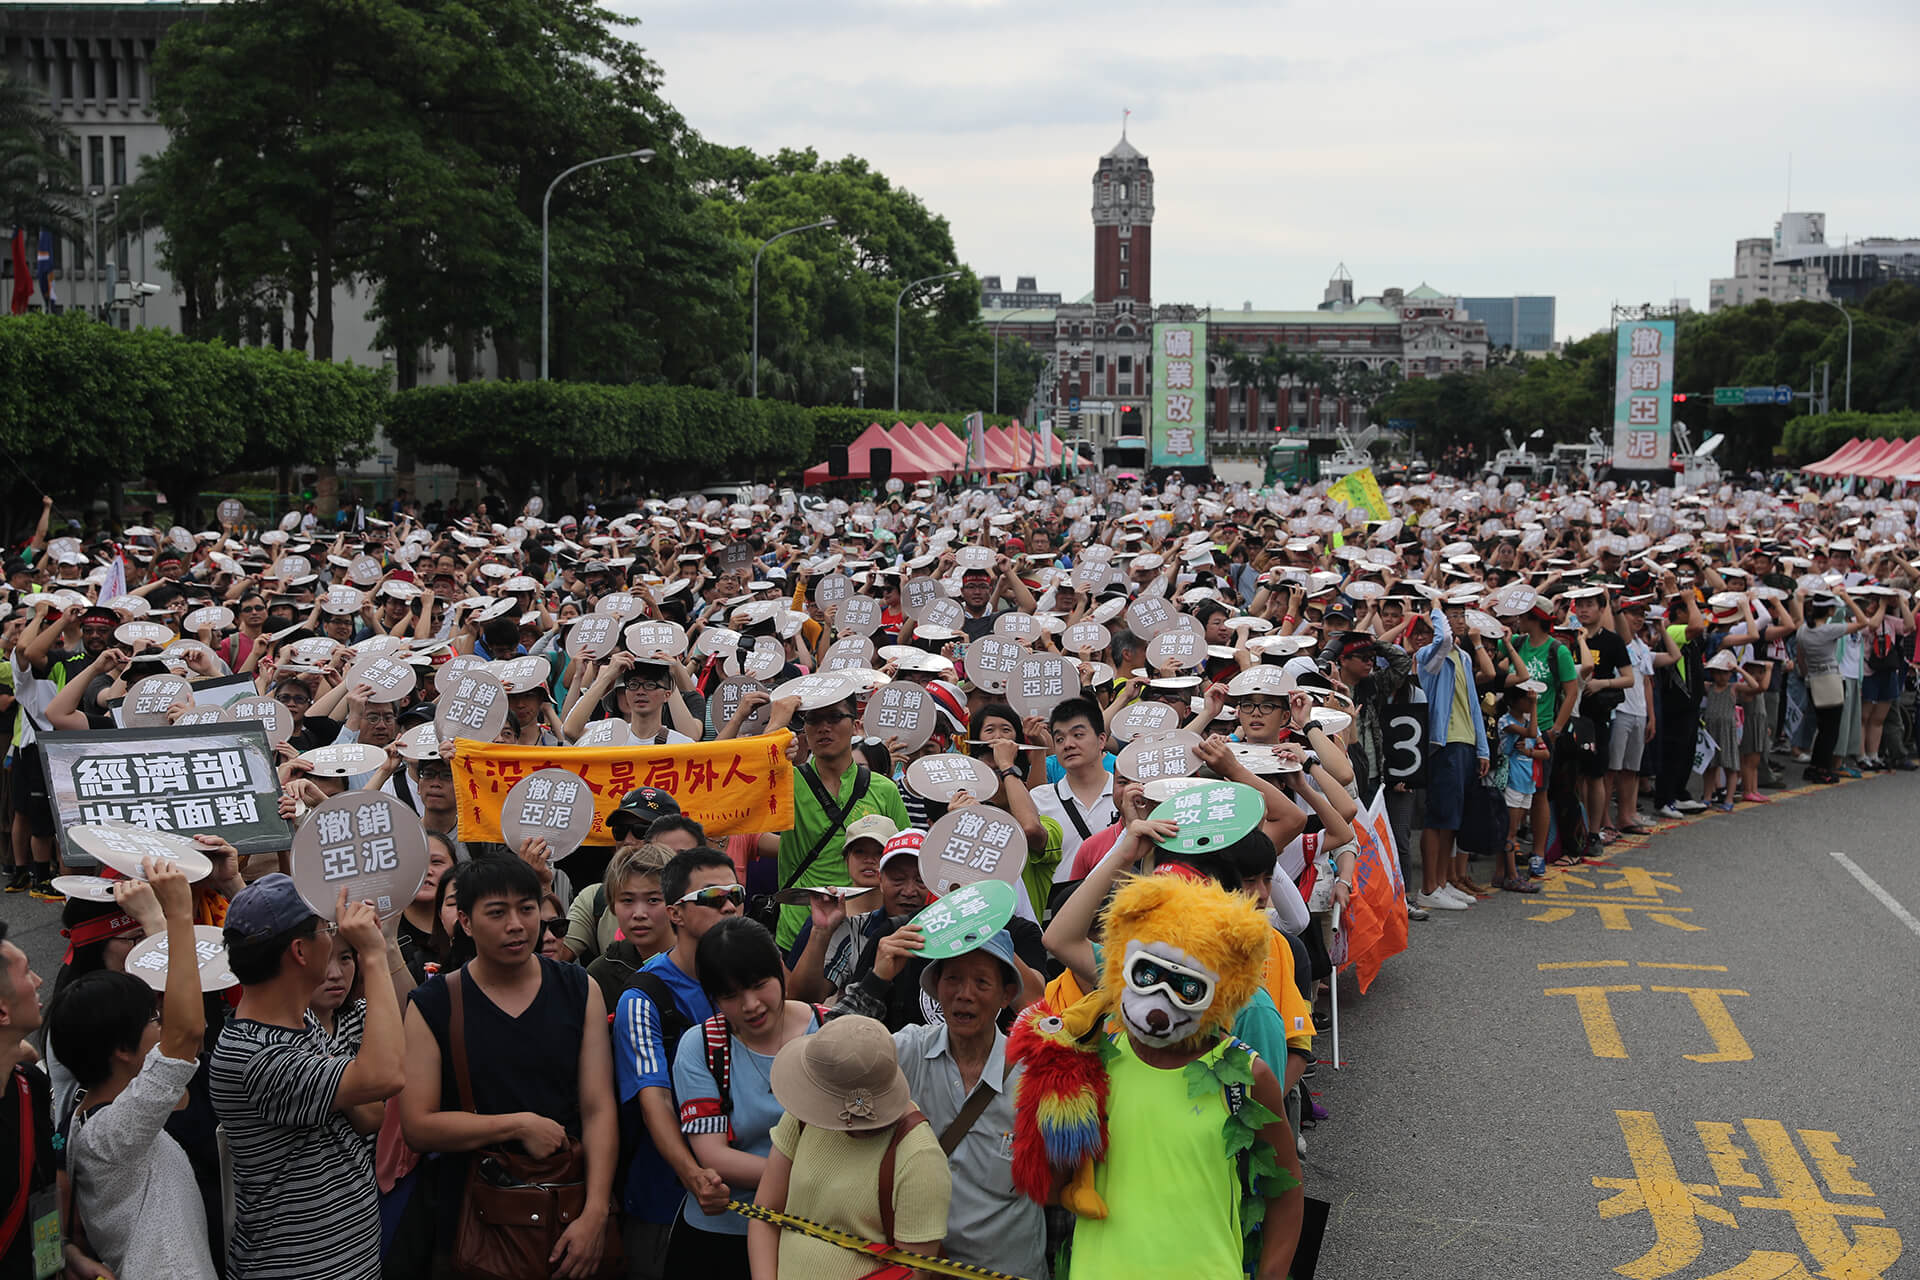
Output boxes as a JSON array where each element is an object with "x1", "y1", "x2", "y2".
[
  {"x1": 623, "y1": 678, "x2": 671, "y2": 692},
  {"x1": 1124, "y1": 950, "x2": 1217, "y2": 1012},
  {"x1": 674, "y1": 884, "x2": 746, "y2": 909},
  {"x1": 540, "y1": 917, "x2": 567, "y2": 939},
  {"x1": 362, "y1": 711, "x2": 397, "y2": 725},
  {"x1": 802, "y1": 710, "x2": 854, "y2": 727},
  {"x1": 416, "y1": 762, "x2": 453, "y2": 780},
  {"x1": 1237, "y1": 698, "x2": 1286, "y2": 715}
]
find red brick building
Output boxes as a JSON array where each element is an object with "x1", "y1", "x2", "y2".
[{"x1": 982, "y1": 134, "x2": 1488, "y2": 449}]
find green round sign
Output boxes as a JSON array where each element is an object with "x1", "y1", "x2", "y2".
[
  {"x1": 908, "y1": 880, "x2": 1018, "y2": 961},
  {"x1": 1149, "y1": 780, "x2": 1267, "y2": 855}
]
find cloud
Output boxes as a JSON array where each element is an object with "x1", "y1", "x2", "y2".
[{"x1": 617, "y1": 0, "x2": 1920, "y2": 339}]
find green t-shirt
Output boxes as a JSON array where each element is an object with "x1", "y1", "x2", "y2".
[
  {"x1": 1513, "y1": 635, "x2": 1579, "y2": 733},
  {"x1": 774, "y1": 763, "x2": 911, "y2": 949},
  {"x1": 1071, "y1": 1032, "x2": 1246, "y2": 1279}
]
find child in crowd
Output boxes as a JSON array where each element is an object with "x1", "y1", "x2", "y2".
[
  {"x1": 1702, "y1": 652, "x2": 1759, "y2": 810},
  {"x1": 1496, "y1": 682, "x2": 1549, "y2": 893}
]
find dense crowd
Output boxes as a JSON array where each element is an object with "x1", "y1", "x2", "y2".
[{"x1": 0, "y1": 463, "x2": 1914, "y2": 1280}]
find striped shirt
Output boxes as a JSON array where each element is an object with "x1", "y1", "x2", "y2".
[{"x1": 209, "y1": 1015, "x2": 378, "y2": 1280}]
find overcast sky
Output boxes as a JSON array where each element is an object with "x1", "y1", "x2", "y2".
[{"x1": 616, "y1": 0, "x2": 1920, "y2": 341}]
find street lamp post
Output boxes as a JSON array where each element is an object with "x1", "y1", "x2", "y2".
[
  {"x1": 751, "y1": 216, "x2": 838, "y2": 399},
  {"x1": 541, "y1": 149, "x2": 654, "y2": 381},
  {"x1": 894, "y1": 270, "x2": 963, "y2": 412},
  {"x1": 1822, "y1": 298, "x2": 1853, "y2": 413},
  {"x1": 990, "y1": 307, "x2": 1039, "y2": 416},
  {"x1": 851, "y1": 365, "x2": 866, "y2": 409}
]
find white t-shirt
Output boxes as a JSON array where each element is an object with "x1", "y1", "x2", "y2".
[
  {"x1": 1033, "y1": 773, "x2": 1114, "y2": 880},
  {"x1": 1621, "y1": 639, "x2": 1655, "y2": 718}
]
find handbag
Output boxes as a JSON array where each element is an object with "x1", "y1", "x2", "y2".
[
  {"x1": 747, "y1": 764, "x2": 870, "y2": 930},
  {"x1": 1808, "y1": 672, "x2": 1844, "y2": 710},
  {"x1": 445, "y1": 969, "x2": 623, "y2": 1280}
]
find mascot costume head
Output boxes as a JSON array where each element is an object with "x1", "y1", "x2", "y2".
[{"x1": 1007, "y1": 868, "x2": 1272, "y2": 1218}]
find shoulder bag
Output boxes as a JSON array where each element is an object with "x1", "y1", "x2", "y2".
[
  {"x1": 446, "y1": 969, "x2": 623, "y2": 1280},
  {"x1": 746, "y1": 763, "x2": 870, "y2": 931}
]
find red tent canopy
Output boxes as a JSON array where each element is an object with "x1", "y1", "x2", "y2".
[
  {"x1": 1834, "y1": 438, "x2": 1901, "y2": 478},
  {"x1": 909, "y1": 422, "x2": 960, "y2": 469},
  {"x1": 884, "y1": 423, "x2": 952, "y2": 478},
  {"x1": 930, "y1": 421, "x2": 970, "y2": 468},
  {"x1": 1804, "y1": 437, "x2": 1867, "y2": 475},
  {"x1": 802, "y1": 422, "x2": 944, "y2": 487},
  {"x1": 1860, "y1": 438, "x2": 1920, "y2": 480}
]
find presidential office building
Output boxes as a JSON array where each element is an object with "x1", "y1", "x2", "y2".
[{"x1": 983, "y1": 133, "x2": 1489, "y2": 450}]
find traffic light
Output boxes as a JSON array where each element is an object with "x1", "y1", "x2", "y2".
[
  {"x1": 1118, "y1": 405, "x2": 1142, "y2": 439},
  {"x1": 1672, "y1": 393, "x2": 1689, "y2": 403}
]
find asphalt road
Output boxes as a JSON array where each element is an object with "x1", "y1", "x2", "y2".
[{"x1": 1309, "y1": 770, "x2": 1920, "y2": 1280}]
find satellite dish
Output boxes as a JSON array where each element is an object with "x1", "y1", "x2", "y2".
[{"x1": 1696, "y1": 432, "x2": 1726, "y2": 459}]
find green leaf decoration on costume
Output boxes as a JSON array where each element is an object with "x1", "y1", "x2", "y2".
[
  {"x1": 1214, "y1": 1047, "x2": 1256, "y2": 1090},
  {"x1": 1237, "y1": 1099, "x2": 1281, "y2": 1130},
  {"x1": 1249, "y1": 1143, "x2": 1286, "y2": 1183},
  {"x1": 1185, "y1": 1057, "x2": 1222, "y2": 1101},
  {"x1": 1241, "y1": 1194, "x2": 1267, "y2": 1230},
  {"x1": 1223, "y1": 1115, "x2": 1259, "y2": 1156}
]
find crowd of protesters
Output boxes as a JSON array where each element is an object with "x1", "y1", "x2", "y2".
[{"x1": 0, "y1": 461, "x2": 1913, "y2": 1280}]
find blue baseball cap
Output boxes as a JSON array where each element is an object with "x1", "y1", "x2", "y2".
[{"x1": 224, "y1": 873, "x2": 321, "y2": 943}]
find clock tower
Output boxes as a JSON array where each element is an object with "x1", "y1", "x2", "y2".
[{"x1": 1092, "y1": 132, "x2": 1152, "y2": 307}]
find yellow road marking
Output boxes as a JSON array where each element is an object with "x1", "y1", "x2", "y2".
[
  {"x1": 1636, "y1": 962, "x2": 1730, "y2": 972},
  {"x1": 1795, "y1": 1130, "x2": 1875, "y2": 1198},
  {"x1": 1647, "y1": 986, "x2": 1754, "y2": 1063},
  {"x1": 1695, "y1": 1121, "x2": 1762, "y2": 1188},
  {"x1": 1593, "y1": 1110, "x2": 1735, "y2": 1280},
  {"x1": 1544, "y1": 984, "x2": 1639, "y2": 1058},
  {"x1": 1538, "y1": 960, "x2": 1633, "y2": 970}
]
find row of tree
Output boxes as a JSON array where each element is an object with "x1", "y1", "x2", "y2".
[
  {"x1": 0, "y1": 313, "x2": 383, "y2": 525},
  {"x1": 106, "y1": 0, "x2": 1042, "y2": 415},
  {"x1": 383, "y1": 382, "x2": 1015, "y2": 506},
  {"x1": 1367, "y1": 286, "x2": 1920, "y2": 469}
]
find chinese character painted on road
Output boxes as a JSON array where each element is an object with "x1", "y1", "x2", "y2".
[{"x1": 1594, "y1": 1109, "x2": 1899, "y2": 1280}]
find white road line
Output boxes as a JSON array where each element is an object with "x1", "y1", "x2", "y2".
[{"x1": 1829, "y1": 851, "x2": 1920, "y2": 939}]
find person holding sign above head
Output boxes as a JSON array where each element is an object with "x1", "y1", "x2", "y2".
[
  {"x1": 210, "y1": 874, "x2": 407, "y2": 1280},
  {"x1": 564, "y1": 651, "x2": 703, "y2": 746},
  {"x1": 46, "y1": 858, "x2": 217, "y2": 1280},
  {"x1": 885, "y1": 927, "x2": 1050, "y2": 1280}
]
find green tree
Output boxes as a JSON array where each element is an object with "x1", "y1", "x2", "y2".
[{"x1": 0, "y1": 73, "x2": 81, "y2": 253}]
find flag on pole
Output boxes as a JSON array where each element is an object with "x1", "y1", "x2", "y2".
[
  {"x1": 1326, "y1": 466, "x2": 1391, "y2": 521},
  {"x1": 1040, "y1": 418, "x2": 1054, "y2": 470},
  {"x1": 964, "y1": 412, "x2": 985, "y2": 469},
  {"x1": 99, "y1": 555, "x2": 128, "y2": 603},
  {"x1": 1340, "y1": 788, "x2": 1409, "y2": 993},
  {"x1": 9, "y1": 229, "x2": 30, "y2": 315},
  {"x1": 35, "y1": 231, "x2": 57, "y2": 309}
]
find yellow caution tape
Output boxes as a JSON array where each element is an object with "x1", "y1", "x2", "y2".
[{"x1": 726, "y1": 1200, "x2": 1037, "y2": 1280}]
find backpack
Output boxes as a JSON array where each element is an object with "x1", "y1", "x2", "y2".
[
  {"x1": 697, "y1": 1006, "x2": 831, "y2": 1143},
  {"x1": 1867, "y1": 627, "x2": 1904, "y2": 674},
  {"x1": 627, "y1": 970, "x2": 696, "y2": 1066}
]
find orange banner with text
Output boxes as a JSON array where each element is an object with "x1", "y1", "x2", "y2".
[{"x1": 451, "y1": 731, "x2": 795, "y2": 845}]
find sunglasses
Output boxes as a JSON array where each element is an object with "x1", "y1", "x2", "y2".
[
  {"x1": 802, "y1": 710, "x2": 854, "y2": 726},
  {"x1": 1125, "y1": 950, "x2": 1217, "y2": 1012},
  {"x1": 674, "y1": 884, "x2": 746, "y2": 909},
  {"x1": 540, "y1": 917, "x2": 567, "y2": 939}
]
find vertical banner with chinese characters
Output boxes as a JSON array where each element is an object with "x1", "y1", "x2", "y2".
[
  {"x1": 450, "y1": 730, "x2": 795, "y2": 845},
  {"x1": 1611, "y1": 319, "x2": 1676, "y2": 471},
  {"x1": 1151, "y1": 320, "x2": 1207, "y2": 468},
  {"x1": 40, "y1": 724, "x2": 291, "y2": 867}
]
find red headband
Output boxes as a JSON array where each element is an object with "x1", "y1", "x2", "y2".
[{"x1": 61, "y1": 911, "x2": 140, "y2": 965}]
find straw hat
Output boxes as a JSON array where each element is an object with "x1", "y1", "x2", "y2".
[{"x1": 769, "y1": 1015, "x2": 913, "y2": 1132}]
